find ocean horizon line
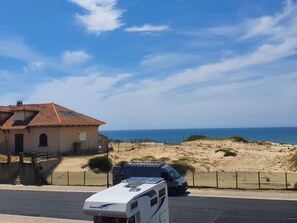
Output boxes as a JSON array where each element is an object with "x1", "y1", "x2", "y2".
[
  {"x1": 101, "y1": 127, "x2": 297, "y2": 145},
  {"x1": 101, "y1": 126, "x2": 297, "y2": 132}
]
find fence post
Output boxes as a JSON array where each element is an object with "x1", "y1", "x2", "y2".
[
  {"x1": 216, "y1": 171, "x2": 219, "y2": 189},
  {"x1": 67, "y1": 171, "x2": 70, "y2": 186},
  {"x1": 192, "y1": 171, "x2": 195, "y2": 187},
  {"x1": 235, "y1": 172, "x2": 238, "y2": 189},
  {"x1": 51, "y1": 172, "x2": 53, "y2": 185},
  {"x1": 258, "y1": 172, "x2": 261, "y2": 190},
  {"x1": 285, "y1": 172, "x2": 288, "y2": 190},
  {"x1": 84, "y1": 171, "x2": 86, "y2": 186}
]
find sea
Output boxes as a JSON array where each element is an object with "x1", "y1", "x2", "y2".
[{"x1": 101, "y1": 127, "x2": 297, "y2": 145}]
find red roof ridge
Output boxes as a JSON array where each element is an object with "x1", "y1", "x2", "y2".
[{"x1": 52, "y1": 102, "x2": 62, "y2": 124}]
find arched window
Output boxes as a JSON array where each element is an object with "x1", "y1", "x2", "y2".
[{"x1": 39, "y1": 133, "x2": 48, "y2": 147}]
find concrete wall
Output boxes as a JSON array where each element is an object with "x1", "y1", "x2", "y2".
[
  {"x1": 20, "y1": 163, "x2": 37, "y2": 185},
  {"x1": 0, "y1": 163, "x2": 19, "y2": 183},
  {"x1": 40, "y1": 158, "x2": 61, "y2": 178}
]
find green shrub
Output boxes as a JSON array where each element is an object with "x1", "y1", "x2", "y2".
[
  {"x1": 184, "y1": 135, "x2": 207, "y2": 142},
  {"x1": 215, "y1": 149, "x2": 237, "y2": 157},
  {"x1": 229, "y1": 136, "x2": 248, "y2": 143},
  {"x1": 224, "y1": 151, "x2": 237, "y2": 157},
  {"x1": 88, "y1": 155, "x2": 113, "y2": 173},
  {"x1": 170, "y1": 162, "x2": 195, "y2": 176}
]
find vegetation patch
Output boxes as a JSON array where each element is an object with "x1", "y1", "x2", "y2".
[
  {"x1": 141, "y1": 156, "x2": 157, "y2": 161},
  {"x1": 215, "y1": 149, "x2": 237, "y2": 157},
  {"x1": 159, "y1": 157, "x2": 171, "y2": 162},
  {"x1": 170, "y1": 161, "x2": 195, "y2": 176},
  {"x1": 115, "y1": 160, "x2": 128, "y2": 167},
  {"x1": 229, "y1": 136, "x2": 248, "y2": 143},
  {"x1": 184, "y1": 135, "x2": 207, "y2": 142},
  {"x1": 289, "y1": 152, "x2": 297, "y2": 170},
  {"x1": 88, "y1": 155, "x2": 113, "y2": 173},
  {"x1": 176, "y1": 157, "x2": 197, "y2": 163}
]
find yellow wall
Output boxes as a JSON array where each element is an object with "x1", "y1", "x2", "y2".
[{"x1": 0, "y1": 126, "x2": 99, "y2": 154}]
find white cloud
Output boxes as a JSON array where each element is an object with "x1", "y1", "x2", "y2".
[
  {"x1": 240, "y1": 0, "x2": 295, "y2": 41},
  {"x1": 140, "y1": 53, "x2": 200, "y2": 71},
  {"x1": 68, "y1": 0, "x2": 124, "y2": 35},
  {"x1": 0, "y1": 37, "x2": 43, "y2": 62},
  {"x1": 23, "y1": 61, "x2": 44, "y2": 73},
  {"x1": 125, "y1": 24, "x2": 170, "y2": 32},
  {"x1": 62, "y1": 50, "x2": 91, "y2": 65}
]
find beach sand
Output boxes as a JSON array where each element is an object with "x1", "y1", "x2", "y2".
[{"x1": 55, "y1": 139, "x2": 297, "y2": 173}]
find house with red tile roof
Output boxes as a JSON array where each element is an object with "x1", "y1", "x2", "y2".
[{"x1": 0, "y1": 101, "x2": 105, "y2": 154}]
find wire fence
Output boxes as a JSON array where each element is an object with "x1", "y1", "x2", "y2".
[{"x1": 47, "y1": 171, "x2": 297, "y2": 190}]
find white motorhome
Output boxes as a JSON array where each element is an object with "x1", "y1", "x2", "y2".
[{"x1": 83, "y1": 177, "x2": 169, "y2": 223}]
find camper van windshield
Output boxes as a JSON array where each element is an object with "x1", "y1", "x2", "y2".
[{"x1": 169, "y1": 169, "x2": 181, "y2": 179}]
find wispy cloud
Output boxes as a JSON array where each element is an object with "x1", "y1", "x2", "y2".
[
  {"x1": 23, "y1": 61, "x2": 44, "y2": 73},
  {"x1": 140, "y1": 53, "x2": 200, "y2": 71},
  {"x1": 68, "y1": 0, "x2": 124, "y2": 35},
  {"x1": 240, "y1": 0, "x2": 295, "y2": 41},
  {"x1": 0, "y1": 37, "x2": 43, "y2": 62},
  {"x1": 62, "y1": 50, "x2": 91, "y2": 65},
  {"x1": 125, "y1": 24, "x2": 170, "y2": 32}
]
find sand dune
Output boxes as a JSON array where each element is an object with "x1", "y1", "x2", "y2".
[{"x1": 54, "y1": 139, "x2": 297, "y2": 173}]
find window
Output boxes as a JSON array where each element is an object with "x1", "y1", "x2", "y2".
[
  {"x1": 79, "y1": 132, "x2": 86, "y2": 141},
  {"x1": 99, "y1": 217, "x2": 127, "y2": 223},
  {"x1": 150, "y1": 197, "x2": 158, "y2": 206},
  {"x1": 159, "y1": 188, "x2": 166, "y2": 198},
  {"x1": 130, "y1": 201, "x2": 138, "y2": 210},
  {"x1": 39, "y1": 133, "x2": 48, "y2": 147}
]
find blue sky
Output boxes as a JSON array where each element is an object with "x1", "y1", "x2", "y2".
[{"x1": 1, "y1": 0, "x2": 297, "y2": 130}]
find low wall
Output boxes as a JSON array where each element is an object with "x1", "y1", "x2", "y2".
[
  {"x1": 19, "y1": 158, "x2": 61, "y2": 185},
  {"x1": 40, "y1": 159, "x2": 61, "y2": 178},
  {"x1": 0, "y1": 163, "x2": 19, "y2": 183}
]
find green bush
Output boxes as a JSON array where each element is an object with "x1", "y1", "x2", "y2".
[
  {"x1": 88, "y1": 155, "x2": 113, "y2": 173},
  {"x1": 215, "y1": 149, "x2": 237, "y2": 157},
  {"x1": 229, "y1": 136, "x2": 248, "y2": 143},
  {"x1": 224, "y1": 151, "x2": 237, "y2": 157},
  {"x1": 170, "y1": 162, "x2": 195, "y2": 176},
  {"x1": 184, "y1": 135, "x2": 207, "y2": 142}
]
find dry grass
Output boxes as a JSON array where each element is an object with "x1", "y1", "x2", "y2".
[{"x1": 289, "y1": 152, "x2": 297, "y2": 170}]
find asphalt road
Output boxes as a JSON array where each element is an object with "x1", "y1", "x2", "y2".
[{"x1": 0, "y1": 190, "x2": 297, "y2": 223}]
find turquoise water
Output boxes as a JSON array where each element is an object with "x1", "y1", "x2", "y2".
[{"x1": 101, "y1": 127, "x2": 297, "y2": 145}]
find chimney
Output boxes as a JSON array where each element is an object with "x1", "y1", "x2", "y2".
[{"x1": 17, "y1": 100, "x2": 23, "y2": 106}]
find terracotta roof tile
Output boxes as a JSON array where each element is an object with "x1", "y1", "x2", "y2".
[{"x1": 0, "y1": 103, "x2": 105, "y2": 129}]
